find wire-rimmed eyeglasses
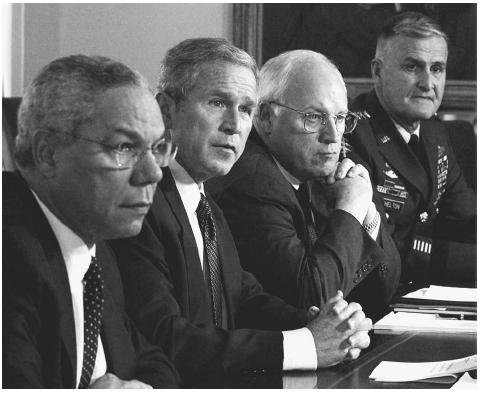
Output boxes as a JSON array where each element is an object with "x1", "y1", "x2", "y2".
[
  {"x1": 48, "y1": 128, "x2": 177, "y2": 168},
  {"x1": 268, "y1": 101, "x2": 359, "y2": 135}
]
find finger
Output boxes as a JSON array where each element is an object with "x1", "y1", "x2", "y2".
[
  {"x1": 347, "y1": 165, "x2": 371, "y2": 187},
  {"x1": 346, "y1": 330, "x2": 371, "y2": 349},
  {"x1": 358, "y1": 317, "x2": 373, "y2": 332},
  {"x1": 337, "y1": 302, "x2": 362, "y2": 320},
  {"x1": 330, "y1": 298, "x2": 349, "y2": 316},
  {"x1": 335, "y1": 158, "x2": 355, "y2": 180},
  {"x1": 307, "y1": 306, "x2": 320, "y2": 321},
  {"x1": 327, "y1": 290, "x2": 344, "y2": 305},
  {"x1": 346, "y1": 347, "x2": 362, "y2": 360}
]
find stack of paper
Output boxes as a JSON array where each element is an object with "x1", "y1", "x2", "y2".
[
  {"x1": 376, "y1": 285, "x2": 477, "y2": 333},
  {"x1": 403, "y1": 285, "x2": 477, "y2": 303},
  {"x1": 373, "y1": 311, "x2": 476, "y2": 334},
  {"x1": 369, "y1": 354, "x2": 476, "y2": 384}
]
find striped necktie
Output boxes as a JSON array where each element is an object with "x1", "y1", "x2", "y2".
[{"x1": 196, "y1": 193, "x2": 224, "y2": 327}]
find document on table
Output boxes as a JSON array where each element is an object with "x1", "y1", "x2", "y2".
[
  {"x1": 373, "y1": 311, "x2": 477, "y2": 334},
  {"x1": 450, "y1": 371, "x2": 477, "y2": 389},
  {"x1": 403, "y1": 285, "x2": 477, "y2": 303},
  {"x1": 369, "y1": 354, "x2": 476, "y2": 383}
]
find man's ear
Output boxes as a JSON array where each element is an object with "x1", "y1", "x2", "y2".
[
  {"x1": 31, "y1": 130, "x2": 59, "y2": 177},
  {"x1": 156, "y1": 91, "x2": 176, "y2": 130},
  {"x1": 371, "y1": 58, "x2": 382, "y2": 80},
  {"x1": 257, "y1": 102, "x2": 274, "y2": 137}
]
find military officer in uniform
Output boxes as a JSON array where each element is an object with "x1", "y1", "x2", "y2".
[{"x1": 347, "y1": 12, "x2": 476, "y2": 292}]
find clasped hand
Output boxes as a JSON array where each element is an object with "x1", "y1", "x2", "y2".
[
  {"x1": 306, "y1": 290, "x2": 372, "y2": 368},
  {"x1": 319, "y1": 158, "x2": 375, "y2": 225}
]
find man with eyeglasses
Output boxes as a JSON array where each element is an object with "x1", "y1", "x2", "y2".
[
  {"x1": 208, "y1": 49, "x2": 401, "y2": 321},
  {"x1": 3, "y1": 55, "x2": 179, "y2": 388},
  {"x1": 347, "y1": 12, "x2": 476, "y2": 291}
]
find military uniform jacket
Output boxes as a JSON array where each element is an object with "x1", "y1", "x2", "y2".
[
  {"x1": 207, "y1": 131, "x2": 401, "y2": 321},
  {"x1": 347, "y1": 91, "x2": 476, "y2": 287}
]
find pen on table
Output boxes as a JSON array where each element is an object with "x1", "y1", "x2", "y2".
[{"x1": 436, "y1": 313, "x2": 476, "y2": 321}]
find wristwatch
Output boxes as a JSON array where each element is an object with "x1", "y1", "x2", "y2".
[{"x1": 363, "y1": 211, "x2": 380, "y2": 235}]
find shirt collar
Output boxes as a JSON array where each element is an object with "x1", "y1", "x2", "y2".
[
  {"x1": 271, "y1": 155, "x2": 302, "y2": 190},
  {"x1": 393, "y1": 120, "x2": 421, "y2": 144},
  {"x1": 169, "y1": 158, "x2": 205, "y2": 214},
  {"x1": 32, "y1": 190, "x2": 95, "y2": 282}
]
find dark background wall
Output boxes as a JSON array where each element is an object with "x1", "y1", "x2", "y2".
[{"x1": 262, "y1": 3, "x2": 476, "y2": 80}]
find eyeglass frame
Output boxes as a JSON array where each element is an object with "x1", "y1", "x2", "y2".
[
  {"x1": 46, "y1": 127, "x2": 177, "y2": 168},
  {"x1": 267, "y1": 101, "x2": 359, "y2": 135}
]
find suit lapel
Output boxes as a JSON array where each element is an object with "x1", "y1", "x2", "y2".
[
  {"x1": 96, "y1": 243, "x2": 126, "y2": 375},
  {"x1": 24, "y1": 179, "x2": 77, "y2": 386},
  {"x1": 367, "y1": 93, "x2": 430, "y2": 201},
  {"x1": 160, "y1": 168, "x2": 211, "y2": 321}
]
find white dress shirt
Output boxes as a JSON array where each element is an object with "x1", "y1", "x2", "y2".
[
  {"x1": 394, "y1": 121, "x2": 421, "y2": 144},
  {"x1": 33, "y1": 192, "x2": 107, "y2": 387},
  {"x1": 169, "y1": 159, "x2": 317, "y2": 370}
]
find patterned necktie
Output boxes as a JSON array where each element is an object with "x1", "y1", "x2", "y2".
[
  {"x1": 297, "y1": 183, "x2": 318, "y2": 246},
  {"x1": 78, "y1": 256, "x2": 104, "y2": 388},
  {"x1": 196, "y1": 193, "x2": 224, "y2": 327}
]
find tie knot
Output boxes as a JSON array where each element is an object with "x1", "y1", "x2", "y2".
[
  {"x1": 408, "y1": 133, "x2": 419, "y2": 146},
  {"x1": 196, "y1": 193, "x2": 211, "y2": 218},
  {"x1": 83, "y1": 256, "x2": 104, "y2": 290}
]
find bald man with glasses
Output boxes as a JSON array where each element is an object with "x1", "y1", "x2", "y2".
[{"x1": 208, "y1": 50, "x2": 401, "y2": 322}]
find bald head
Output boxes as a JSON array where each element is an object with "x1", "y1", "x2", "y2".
[
  {"x1": 255, "y1": 50, "x2": 348, "y2": 182},
  {"x1": 258, "y1": 50, "x2": 344, "y2": 104}
]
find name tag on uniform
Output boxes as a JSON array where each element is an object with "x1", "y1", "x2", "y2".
[{"x1": 382, "y1": 197, "x2": 404, "y2": 212}]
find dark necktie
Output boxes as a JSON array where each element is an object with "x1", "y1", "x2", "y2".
[
  {"x1": 196, "y1": 193, "x2": 224, "y2": 327},
  {"x1": 78, "y1": 256, "x2": 104, "y2": 388},
  {"x1": 408, "y1": 134, "x2": 421, "y2": 161},
  {"x1": 296, "y1": 183, "x2": 318, "y2": 246}
]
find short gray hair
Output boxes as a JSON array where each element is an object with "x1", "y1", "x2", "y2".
[
  {"x1": 254, "y1": 50, "x2": 344, "y2": 131},
  {"x1": 376, "y1": 12, "x2": 448, "y2": 57},
  {"x1": 15, "y1": 54, "x2": 148, "y2": 168},
  {"x1": 157, "y1": 37, "x2": 258, "y2": 103}
]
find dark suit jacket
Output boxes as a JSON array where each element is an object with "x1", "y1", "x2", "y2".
[
  {"x1": 2, "y1": 172, "x2": 180, "y2": 388},
  {"x1": 207, "y1": 132, "x2": 401, "y2": 321},
  {"x1": 347, "y1": 91, "x2": 476, "y2": 287},
  {"x1": 110, "y1": 168, "x2": 308, "y2": 385}
]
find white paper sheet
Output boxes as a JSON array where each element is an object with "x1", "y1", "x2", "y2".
[
  {"x1": 373, "y1": 311, "x2": 477, "y2": 334},
  {"x1": 450, "y1": 372, "x2": 477, "y2": 389},
  {"x1": 403, "y1": 286, "x2": 477, "y2": 303},
  {"x1": 369, "y1": 354, "x2": 476, "y2": 383}
]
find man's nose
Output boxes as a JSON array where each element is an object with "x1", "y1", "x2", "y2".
[
  {"x1": 318, "y1": 118, "x2": 341, "y2": 144},
  {"x1": 417, "y1": 70, "x2": 434, "y2": 91},
  {"x1": 220, "y1": 108, "x2": 242, "y2": 134},
  {"x1": 131, "y1": 150, "x2": 163, "y2": 186}
]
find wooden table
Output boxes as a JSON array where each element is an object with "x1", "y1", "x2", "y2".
[{"x1": 282, "y1": 331, "x2": 477, "y2": 389}]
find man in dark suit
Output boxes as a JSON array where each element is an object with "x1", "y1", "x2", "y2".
[
  {"x1": 110, "y1": 38, "x2": 373, "y2": 387},
  {"x1": 208, "y1": 50, "x2": 401, "y2": 321},
  {"x1": 3, "y1": 55, "x2": 180, "y2": 388},
  {"x1": 346, "y1": 12, "x2": 476, "y2": 291}
]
